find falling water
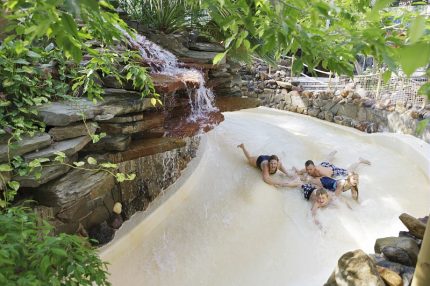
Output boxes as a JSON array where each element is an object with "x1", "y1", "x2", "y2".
[{"x1": 121, "y1": 29, "x2": 218, "y2": 120}]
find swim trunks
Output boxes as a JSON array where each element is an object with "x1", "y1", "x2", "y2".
[
  {"x1": 320, "y1": 161, "x2": 348, "y2": 177},
  {"x1": 320, "y1": 177, "x2": 337, "y2": 191},
  {"x1": 301, "y1": 184, "x2": 316, "y2": 200}
]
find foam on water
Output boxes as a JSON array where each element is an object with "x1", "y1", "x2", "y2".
[{"x1": 100, "y1": 107, "x2": 430, "y2": 286}]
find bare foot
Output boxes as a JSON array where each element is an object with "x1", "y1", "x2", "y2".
[
  {"x1": 237, "y1": 143, "x2": 244, "y2": 149},
  {"x1": 359, "y1": 157, "x2": 371, "y2": 165}
]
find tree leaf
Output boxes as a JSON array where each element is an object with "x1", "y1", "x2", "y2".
[
  {"x1": 73, "y1": 161, "x2": 85, "y2": 167},
  {"x1": 213, "y1": 52, "x2": 227, "y2": 65},
  {"x1": 397, "y1": 42, "x2": 430, "y2": 76},
  {"x1": 87, "y1": 157, "x2": 97, "y2": 165},
  {"x1": 409, "y1": 15, "x2": 426, "y2": 44},
  {"x1": 0, "y1": 164, "x2": 13, "y2": 172}
]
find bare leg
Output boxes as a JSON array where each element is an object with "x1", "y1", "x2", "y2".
[
  {"x1": 348, "y1": 157, "x2": 371, "y2": 172},
  {"x1": 324, "y1": 150, "x2": 338, "y2": 163},
  {"x1": 237, "y1": 143, "x2": 257, "y2": 167}
]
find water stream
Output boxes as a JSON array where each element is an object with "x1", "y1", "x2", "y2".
[{"x1": 122, "y1": 30, "x2": 217, "y2": 120}]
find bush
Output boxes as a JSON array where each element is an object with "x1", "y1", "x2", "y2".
[{"x1": 0, "y1": 206, "x2": 110, "y2": 286}]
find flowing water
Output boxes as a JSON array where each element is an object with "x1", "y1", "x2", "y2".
[
  {"x1": 122, "y1": 30, "x2": 217, "y2": 120},
  {"x1": 100, "y1": 107, "x2": 430, "y2": 286}
]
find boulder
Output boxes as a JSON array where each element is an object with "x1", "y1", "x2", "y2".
[
  {"x1": 48, "y1": 122, "x2": 98, "y2": 141},
  {"x1": 188, "y1": 42, "x2": 224, "y2": 52},
  {"x1": 24, "y1": 136, "x2": 92, "y2": 161},
  {"x1": 376, "y1": 266, "x2": 402, "y2": 286},
  {"x1": 375, "y1": 237, "x2": 419, "y2": 266},
  {"x1": 326, "y1": 249, "x2": 384, "y2": 286},
  {"x1": 0, "y1": 133, "x2": 52, "y2": 162},
  {"x1": 35, "y1": 168, "x2": 115, "y2": 209},
  {"x1": 381, "y1": 246, "x2": 413, "y2": 266},
  {"x1": 14, "y1": 154, "x2": 77, "y2": 188},
  {"x1": 37, "y1": 91, "x2": 161, "y2": 126},
  {"x1": 371, "y1": 254, "x2": 415, "y2": 286},
  {"x1": 83, "y1": 135, "x2": 131, "y2": 152},
  {"x1": 99, "y1": 113, "x2": 165, "y2": 135},
  {"x1": 399, "y1": 213, "x2": 426, "y2": 239}
]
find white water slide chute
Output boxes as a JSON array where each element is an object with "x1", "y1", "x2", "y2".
[{"x1": 100, "y1": 107, "x2": 430, "y2": 286}]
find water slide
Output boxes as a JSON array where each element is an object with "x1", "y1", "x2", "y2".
[{"x1": 100, "y1": 107, "x2": 430, "y2": 286}]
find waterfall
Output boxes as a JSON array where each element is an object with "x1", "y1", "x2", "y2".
[{"x1": 121, "y1": 29, "x2": 218, "y2": 121}]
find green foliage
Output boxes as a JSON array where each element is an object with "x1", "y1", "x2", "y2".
[
  {"x1": 120, "y1": 0, "x2": 205, "y2": 33},
  {"x1": 0, "y1": 205, "x2": 110, "y2": 285},
  {"x1": 0, "y1": 41, "x2": 73, "y2": 138},
  {"x1": 0, "y1": 152, "x2": 136, "y2": 208}
]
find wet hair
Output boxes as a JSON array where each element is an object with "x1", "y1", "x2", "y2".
[
  {"x1": 305, "y1": 160, "x2": 315, "y2": 167},
  {"x1": 316, "y1": 189, "x2": 328, "y2": 196},
  {"x1": 268, "y1": 155, "x2": 279, "y2": 174},
  {"x1": 269, "y1": 155, "x2": 279, "y2": 162},
  {"x1": 347, "y1": 172, "x2": 359, "y2": 182}
]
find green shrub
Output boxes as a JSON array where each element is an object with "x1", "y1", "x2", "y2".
[{"x1": 0, "y1": 206, "x2": 110, "y2": 286}]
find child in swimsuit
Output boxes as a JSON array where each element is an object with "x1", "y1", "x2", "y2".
[{"x1": 303, "y1": 172, "x2": 360, "y2": 201}]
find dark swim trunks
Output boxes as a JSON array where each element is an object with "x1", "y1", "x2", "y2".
[
  {"x1": 320, "y1": 177, "x2": 337, "y2": 191},
  {"x1": 256, "y1": 155, "x2": 271, "y2": 170},
  {"x1": 301, "y1": 184, "x2": 316, "y2": 200},
  {"x1": 320, "y1": 161, "x2": 348, "y2": 177}
]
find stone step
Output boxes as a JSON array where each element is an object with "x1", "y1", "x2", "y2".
[
  {"x1": 83, "y1": 135, "x2": 131, "y2": 152},
  {"x1": 48, "y1": 122, "x2": 98, "y2": 141},
  {"x1": 37, "y1": 91, "x2": 161, "y2": 126},
  {"x1": 0, "y1": 133, "x2": 52, "y2": 162},
  {"x1": 106, "y1": 137, "x2": 187, "y2": 163},
  {"x1": 14, "y1": 154, "x2": 77, "y2": 188},
  {"x1": 188, "y1": 42, "x2": 224, "y2": 53},
  {"x1": 99, "y1": 113, "x2": 165, "y2": 135},
  {"x1": 35, "y1": 168, "x2": 115, "y2": 214},
  {"x1": 24, "y1": 136, "x2": 92, "y2": 161}
]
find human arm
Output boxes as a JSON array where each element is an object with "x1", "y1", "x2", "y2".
[
  {"x1": 311, "y1": 202, "x2": 321, "y2": 226},
  {"x1": 278, "y1": 162, "x2": 297, "y2": 178},
  {"x1": 293, "y1": 166, "x2": 306, "y2": 175}
]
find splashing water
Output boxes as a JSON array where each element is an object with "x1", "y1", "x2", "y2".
[{"x1": 120, "y1": 28, "x2": 218, "y2": 120}]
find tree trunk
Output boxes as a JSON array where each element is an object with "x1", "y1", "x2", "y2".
[{"x1": 412, "y1": 214, "x2": 430, "y2": 286}]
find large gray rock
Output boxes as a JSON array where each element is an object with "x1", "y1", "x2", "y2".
[
  {"x1": 99, "y1": 113, "x2": 164, "y2": 135},
  {"x1": 182, "y1": 50, "x2": 225, "y2": 64},
  {"x1": 14, "y1": 154, "x2": 77, "y2": 188},
  {"x1": 48, "y1": 122, "x2": 98, "y2": 141},
  {"x1": 381, "y1": 246, "x2": 413, "y2": 266},
  {"x1": 83, "y1": 135, "x2": 131, "y2": 152},
  {"x1": 99, "y1": 113, "x2": 144, "y2": 124},
  {"x1": 0, "y1": 133, "x2": 52, "y2": 162},
  {"x1": 326, "y1": 249, "x2": 385, "y2": 286},
  {"x1": 374, "y1": 237, "x2": 419, "y2": 266},
  {"x1": 36, "y1": 168, "x2": 115, "y2": 209},
  {"x1": 399, "y1": 213, "x2": 426, "y2": 239},
  {"x1": 188, "y1": 42, "x2": 224, "y2": 52},
  {"x1": 37, "y1": 91, "x2": 160, "y2": 126},
  {"x1": 24, "y1": 136, "x2": 92, "y2": 161},
  {"x1": 371, "y1": 254, "x2": 415, "y2": 286},
  {"x1": 37, "y1": 99, "x2": 97, "y2": 126}
]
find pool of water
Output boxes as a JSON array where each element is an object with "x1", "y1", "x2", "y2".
[{"x1": 100, "y1": 107, "x2": 430, "y2": 286}]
